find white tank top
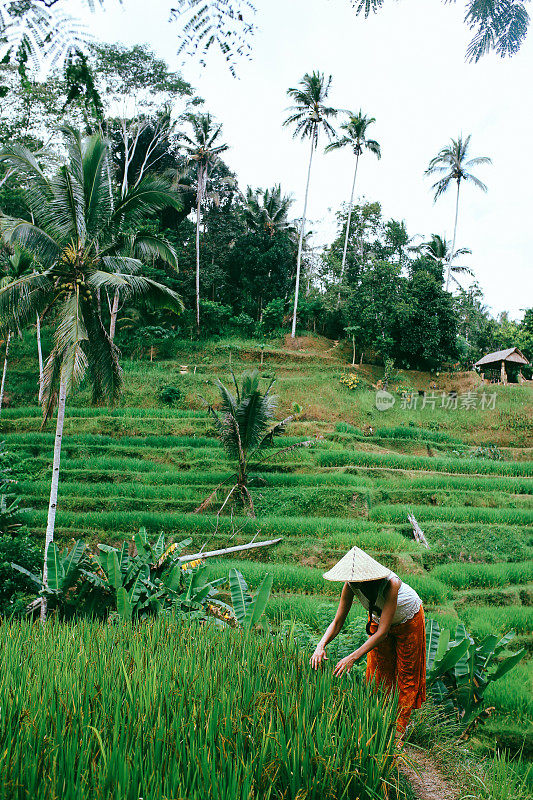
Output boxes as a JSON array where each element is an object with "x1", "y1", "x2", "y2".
[{"x1": 349, "y1": 572, "x2": 421, "y2": 625}]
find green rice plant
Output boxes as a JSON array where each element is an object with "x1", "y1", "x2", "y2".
[
  {"x1": 484, "y1": 662, "x2": 533, "y2": 719},
  {"x1": 432, "y1": 561, "x2": 533, "y2": 590},
  {"x1": 0, "y1": 618, "x2": 398, "y2": 800},
  {"x1": 204, "y1": 560, "x2": 340, "y2": 596},
  {"x1": 19, "y1": 509, "x2": 423, "y2": 554},
  {"x1": 0, "y1": 406, "x2": 209, "y2": 419},
  {"x1": 403, "y1": 574, "x2": 452, "y2": 604},
  {"x1": 372, "y1": 426, "x2": 460, "y2": 444},
  {"x1": 460, "y1": 605, "x2": 533, "y2": 637},
  {"x1": 418, "y1": 523, "x2": 531, "y2": 566},
  {"x1": 465, "y1": 750, "x2": 532, "y2": 800},
  {"x1": 378, "y1": 473, "x2": 533, "y2": 495},
  {"x1": 371, "y1": 504, "x2": 533, "y2": 525},
  {"x1": 317, "y1": 450, "x2": 533, "y2": 477}
]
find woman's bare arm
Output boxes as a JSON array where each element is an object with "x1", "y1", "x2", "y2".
[
  {"x1": 310, "y1": 582, "x2": 354, "y2": 669},
  {"x1": 332, "y1": 578, "x2": 400, "y2": 677}
]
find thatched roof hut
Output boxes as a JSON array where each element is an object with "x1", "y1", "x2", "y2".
[{"x1": 474, "y1": 347, "x2": 529, "y2": 384}]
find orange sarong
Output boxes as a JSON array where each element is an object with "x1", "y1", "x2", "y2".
[{"x1": 366, "y1": 606, "x2": 426, "y2": 732}]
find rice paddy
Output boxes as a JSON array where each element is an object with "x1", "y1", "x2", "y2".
[{"x1": 3, "y1": 344, "x2": 533, "y2": 764}]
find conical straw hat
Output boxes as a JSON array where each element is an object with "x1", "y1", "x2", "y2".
[{"x1": 323, "y1": 546, "x2": 391, "y2": 582}]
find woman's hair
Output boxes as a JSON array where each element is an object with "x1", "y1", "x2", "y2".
[{"x1": 358, "y1": 579, "x2": 385, "y2": 635}]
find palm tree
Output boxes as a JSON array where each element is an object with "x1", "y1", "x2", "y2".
[
  {"x1": 425, "y1": 135, "x2": 491, "y2": 291},
  {"x1": 243, "y1": 185, "x2": 294, "y2": 237},
  {"x1": 197, "y1": 370, "x2": 292, "y2": 517},
  {"x1": 418, "y1": 234, "x2": 474, "y2": 288},
  {"x1": 0, "y1": 127, "x2": 183, "y2": 619},
  {"x1": 283, "y1": 71, "x2": 337, "y2": 338},
  {"x1": 177, "y1": 113, "x2": 229, "y2": 336},
  {"x1": 325, "y1": 111, "x2": 381, "y2": 281}
]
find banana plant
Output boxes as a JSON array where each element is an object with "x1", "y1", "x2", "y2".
[
  {"x1": 11, "y1": 540, "x2": 87, "y2": 614},
  {"x1": 82, "y1": 528, "x2": 226, "y2": 621},
  {"x1": 229, "y1": 568, "x2": 273, "y2": 630},
  {"x1": 426, "y1": 619, "x2": 525, "y2": 726}
]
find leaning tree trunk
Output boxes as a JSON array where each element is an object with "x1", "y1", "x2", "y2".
[
  {"x1": 446, "y1": 179, "x2": 461, "y2": 291},
  {"x1": 36, "y1": 314, "x2": 43, "y2": 403},
  {"x1": 41, "y1": 375, "x2": 67, "y2": 622},
  {"x1": 0, "y1": 331, "x2": 11, "y2": 416},
  {"x1": 109, "y1": 289, "x2": 120, "y2": 342},
  {"x1": 339, "y1": 153, "x2": 360, "y2": 283},
  {"x1": 291, "y1": 136, "x2": 315, "y2": 339}
]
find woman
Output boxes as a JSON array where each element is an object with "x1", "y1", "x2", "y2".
[{"x1": 310, "y1": 546, "x2": 426, "y2": 736}]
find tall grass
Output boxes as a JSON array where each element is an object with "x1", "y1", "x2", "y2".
[
  {"x1": 460, "y1": 605, "x2": 533, "y2": 637},
  {"x1": 20, "y1": 509, "x2": 421, "y2": 553},
  {"x1": 318, "y1": 450, "x2": 533, "y2": 476},
  {"x1": 203, "y1": 560, "x2": 451, "y2": 605},
  {"x1": 371, "y1": 504, "x2": 533, "y2": 525},
  {"x1": 0, "y1": 618, "x2": 398, "y2": 800},
  {"x1": 432, "y1": 561, "x2": 533, "y2": 589}
]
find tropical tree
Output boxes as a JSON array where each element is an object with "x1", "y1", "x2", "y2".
[
  {"x1": 418, "y1": 234, "x2": 474, "y2": 289},
  {"x1": 0, "y1": 127, "x2": 183, "y2": 619},
  {"x1": 197, "y1": 369, "x2": 292, "y2": 516},
  {"x1": 243, "y1": 185, "x2": 294, "y2": 237},
  {"x1": 177, "y1": 112, "x2": 229, "y2": 335},
  {"x1": 425, "y1": 135, "x2": 491, "y2": 291},
  {"x1": 325, "y1": 111, "x2": 381, "y2": 282},
  {"x1": 284, "y1": 71, "x2": 337, "y2": 338}
]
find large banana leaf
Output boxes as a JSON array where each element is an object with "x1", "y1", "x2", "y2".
[
  {"x1": 490, "y1": 648, "x2": 525, "y2": 682},
  {"x1": 425, "y1": 619, "x2": 441, "y2": 671},
  {"x1": 106, "y1": 550, "x2": 123, "y2": 590},
  {"x1": 118, "y1": 541, "x2": 130, "y2": 577},
  {"x1": 152, "y1": 532, "x2": 165, "y2": 561},
  {"x1": 229, "y1": 568, "x2": 252, "y2": 625},
  {"x1": 11, "y1": 562, "x2": 42, "y2": 589},
  {"x1": 46, "y1": 543, "x2": 65, "y2": 592},
  {"x1": 427, "y1": 637, "x2": 470, "y2": 685},
  {"x1": 116, "y1": 587, "x2": 132, "y2": 621},
  {"x1": 128, "y1": 565, "x2": 149, "y2": 609},
  {"x1": 244, "y1": 573, "x2": 273, "y2": 630},
  {"x1": 62, "y1": 540, "x2": 86, "y2": 590},
  {"x1": 134, "y1": 528, "x2": 149, "y2": 560}
]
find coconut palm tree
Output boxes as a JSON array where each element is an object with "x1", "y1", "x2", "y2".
[
  {"x1": 0, "y1": 127, "x2": 183, "y2": 619},
  {"x1": 177, "y1": 113, "x2": 229, "y2": 336},
  {"x1": 425, "y1": 135, "x2": 491, "y2": 291},
  {"x1": 418, "y1": 234, "x2": 474, "y2": 288},
  {"x1": 197, "y1": 369, "x2": 292, "y2": 517},
  {"x1": 243, "y1": 185, "x2": 294, "y2": 237},
  {"x1": 283, "y1": 71, "x2": 337, "y2": 338},
  {"x1": 325, "y1": 111, "x2": 381, "y2": 281}
]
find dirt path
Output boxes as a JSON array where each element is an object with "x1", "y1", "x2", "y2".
[{"x1": 400, "y1": 746, "x2": 459, "y2": 800}]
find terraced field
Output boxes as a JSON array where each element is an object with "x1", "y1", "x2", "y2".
[{"x1": 4, "y1": 340, "x2": 533, "y2": 750}]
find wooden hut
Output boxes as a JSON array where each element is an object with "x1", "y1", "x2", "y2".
[{"x1": 474, "y1": 347, "x2": 529, "y2": 384}]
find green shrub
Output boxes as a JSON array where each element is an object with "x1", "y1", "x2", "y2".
[
  {"x1": 0, "y1": 535, "x2": 41, "y2": 616},
  {"x1": 158, "y1": 385, "x2": 181, "y2": 406}
]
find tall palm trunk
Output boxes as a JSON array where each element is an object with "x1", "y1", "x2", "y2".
[
  {"x1": 0, "y1": 331, "x2": 11, "y2": 416},
  {"x1": 340, "y1": 153, "x2": 360, "y2": 280},
  {"x1": 195, "y1": 165, "x2": 206, "y2": 337},
  {"x1": 195, "y1": 188, "x2": 202, "y2": 337},
  {"x1": 109, "y1": 289, "x2": 120, "y2": 342},
  {"x1": 41, "y1": 375, "x2": 67, "y2": 622},
  {"x1": 36, "y1": 313, "x2": 43, "y2": 402},
  {"x1": 291, "y1": 136, "x2": 315, "y2": 339},
  {"x1": 447, "y1": 179, "x2": 461, "y2": 291}
]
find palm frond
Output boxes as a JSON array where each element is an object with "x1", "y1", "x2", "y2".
[
  {"x1": 112, "y1": 176, "x2": 181, "y2": 227},
  {"x1": 0, "y1": 217, "x2": 61, "y2": 268},
  {"x1": 132, "y1": 235, "x2": 179, "y2": 270},
  {"x1": 0, "y1": 271, "x2": 52, "y2": 332},
  {"x1": 83, "y1": 303, "x2": 122, "y2": 406}
]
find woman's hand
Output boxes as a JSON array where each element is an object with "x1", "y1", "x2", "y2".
[
  {"x1": 333, "y1": 653, "x2": 358, "y2": 677},
  {"x1": 310, "y1": 644, "x2": 328, "y2": 670}
]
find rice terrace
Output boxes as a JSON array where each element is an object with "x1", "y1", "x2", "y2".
[{"x1": 0, "y1": 1, "x2": 532, "y2": 799}]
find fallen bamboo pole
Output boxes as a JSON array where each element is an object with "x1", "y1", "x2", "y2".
[{"x1": 177, "y1": 537, "x2": 282, "y2": 563}]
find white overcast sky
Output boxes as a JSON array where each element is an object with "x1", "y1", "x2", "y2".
[{"x1": 72, "y1": 0, "x2": 532, "y2": 320}]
